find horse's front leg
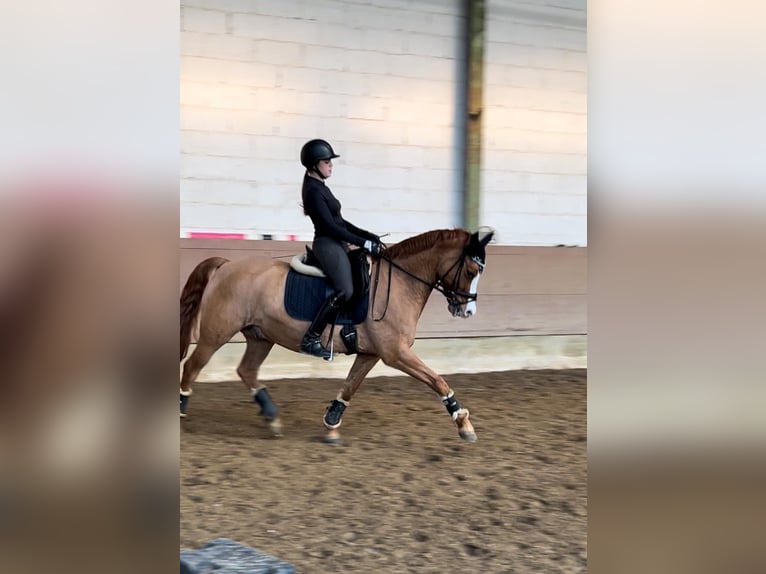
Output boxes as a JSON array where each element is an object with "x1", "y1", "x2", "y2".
[
  {"x1": 386, "y1": 347, "x2": 477, "y2": 442},
  {"x1": 323, "y1": 353, "x2": 380, "y2": 444}
]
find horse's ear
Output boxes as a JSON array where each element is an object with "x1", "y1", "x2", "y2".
[
  {"x1": 469, "y1": 227, "x2": 494, "y2": 251},
  {"x1": 478, "y1": 227, "x2": 494, "y2": 247}
]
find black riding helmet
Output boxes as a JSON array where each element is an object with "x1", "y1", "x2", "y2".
[{"x1": 300, "y1": 139, "x2": 340, "y2": 174}]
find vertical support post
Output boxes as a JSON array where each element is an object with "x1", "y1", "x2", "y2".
[{"x1": 463, "y1": 0, "x2": 485, "y2": 232}]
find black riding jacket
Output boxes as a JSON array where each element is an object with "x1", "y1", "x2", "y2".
[{"x1": 302, "y1": 174, "x2": 376, "y2": 247}]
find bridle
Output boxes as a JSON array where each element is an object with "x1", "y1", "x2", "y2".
[{"x1": 371, "y1": 248, "x2": 485, "y2": 321}]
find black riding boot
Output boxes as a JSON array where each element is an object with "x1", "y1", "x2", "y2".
[{"x1": 300, "y1": 293, "x2": 344, "y2": 359}]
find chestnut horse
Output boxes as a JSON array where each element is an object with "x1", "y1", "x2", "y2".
[{"x1": 179, "y1": 228, "x2": 494, "y2": 443}]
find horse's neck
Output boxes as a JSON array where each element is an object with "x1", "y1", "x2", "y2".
[
  {"x1": 394, "y1": 250, "x2": 434, "y2": 281},
  {"x1": 388, "y1": 242, "x2": 462, "y2": 300},
  {"x1": 378, "y1": 251, "x2": 431, "y2": 308}
]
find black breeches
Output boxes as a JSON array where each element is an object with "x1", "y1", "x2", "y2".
[{"x1": 311, "y1": 237, "x2": 353, "y2": 301}]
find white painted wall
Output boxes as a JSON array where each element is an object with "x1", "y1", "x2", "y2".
[
  {"x1": 181, "y1": 0, "x2": 463, "y2": 242},
  {"x1": 180, "y1": 0, "x2": 587, "y2": 246},
  {"x1": 482, "y1": 0, "x2": 587, "y2": 245}
]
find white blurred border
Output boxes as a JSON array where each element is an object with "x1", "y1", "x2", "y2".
[{"x1": 0, "y1": 0, "x2": 179, "y2": 187}]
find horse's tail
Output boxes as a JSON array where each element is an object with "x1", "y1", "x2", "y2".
[{"x1": 180, "y1": 257, "x2": 229, "y2": 361}]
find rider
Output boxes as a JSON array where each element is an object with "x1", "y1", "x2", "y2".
[{"x1": 299, "y1": 138, "x2": 383, "y2": 358}]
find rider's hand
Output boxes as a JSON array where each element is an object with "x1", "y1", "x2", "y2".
[{"x1": 363, "y1": 239, "x2": 383, "y2": 257}]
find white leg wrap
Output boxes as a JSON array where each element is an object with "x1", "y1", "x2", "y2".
[
  {"x1": 180, "y1": 389, "x2": 192, "y2": 397},
  {"x1": 452, "y1": 408, "x2": 469, "y2": 421},
  {"x1": 324, "y1": 419, "x2": 343, "y2": 430}
]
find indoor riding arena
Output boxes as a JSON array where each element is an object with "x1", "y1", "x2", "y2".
[
  {"x1": 180, "y1": 0, "x2": 586, "y2": 571},
  {"x1": 180, "y1": 240, "x2": 586, "y2": 573}
]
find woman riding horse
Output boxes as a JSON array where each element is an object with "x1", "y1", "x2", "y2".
[
  {"x1": 299, "y1": 138, "x2": 383, "y2": 359},
  {"x1": 180, "y1": 226, "x2": 493, "y2": 443}
]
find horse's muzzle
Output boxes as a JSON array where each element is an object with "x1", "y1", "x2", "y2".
[
  {"x1": 450, "y1": 296, "x2": 477, "y2": 318},
  {"x1": 450, "y1": 305, "x2": 475, "y2": 318}
]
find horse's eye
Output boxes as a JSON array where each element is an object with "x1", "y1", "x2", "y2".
[{"x1": 466, "y1": 270, "x2": 477, "y2": 279}]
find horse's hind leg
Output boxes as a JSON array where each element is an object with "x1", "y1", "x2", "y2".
[
  {"x1": 384, "y1": 346, "x2": 477, "y2": 442},
  {"x1": 323, "y1": 353, "x2": 380, "y2": 444},
  {"x1": 237, "y1": 328, "x2": 279, "y2": 436},
  {"x1": 180, "y1": 340, "x2": 220, "y2": 417}
]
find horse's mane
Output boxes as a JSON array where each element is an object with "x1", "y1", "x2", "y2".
[{"x1": 383, "y1": 228, "x2": 470, "y2": 259}]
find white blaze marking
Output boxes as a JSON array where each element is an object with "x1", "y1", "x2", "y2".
[{"x1": 464, "y1": 274, "x2": 481, "y2": 316}]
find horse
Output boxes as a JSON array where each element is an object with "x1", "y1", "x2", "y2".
[{"x1": 179, "y1": 228, "x2": 494, "y2": 443}]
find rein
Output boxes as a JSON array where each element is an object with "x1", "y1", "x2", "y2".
[{"x1": 370, "y1": 249, "x2": 485, "y2": 321}]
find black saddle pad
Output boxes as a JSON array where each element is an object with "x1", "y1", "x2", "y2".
[{"x1": 284, "y1": 271, "x2": 368, "y2": 325}]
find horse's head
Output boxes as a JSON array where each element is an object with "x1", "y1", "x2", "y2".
[{"x1": 441, "y1": 229, "x2": 494, "y2": 318}]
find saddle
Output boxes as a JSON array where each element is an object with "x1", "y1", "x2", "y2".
[{"x1": 284, "y1": 247, "x2": 371, "y2": 353}]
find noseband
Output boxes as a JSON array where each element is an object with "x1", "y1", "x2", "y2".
[
  {"x1": 371, "y1": 249, "x2": 485, "y2": 321},
  {"x1": 435, "y1": 253, "x2": 485, "y2": 308}
]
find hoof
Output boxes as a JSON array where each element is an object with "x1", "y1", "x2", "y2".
[
  {"x1": 459, "y1": 430, "x2": 478, "y2": 442},
  {"x1": 324, "y1": 429, "x2": 342, "y2": 444},
  {"x1": 268, "y1": 418, "x2": 283, "y2": 438}
]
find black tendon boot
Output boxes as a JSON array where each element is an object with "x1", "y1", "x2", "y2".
[{"x1": 300, "y1": 293, "x2": 344, "y2": 359}]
